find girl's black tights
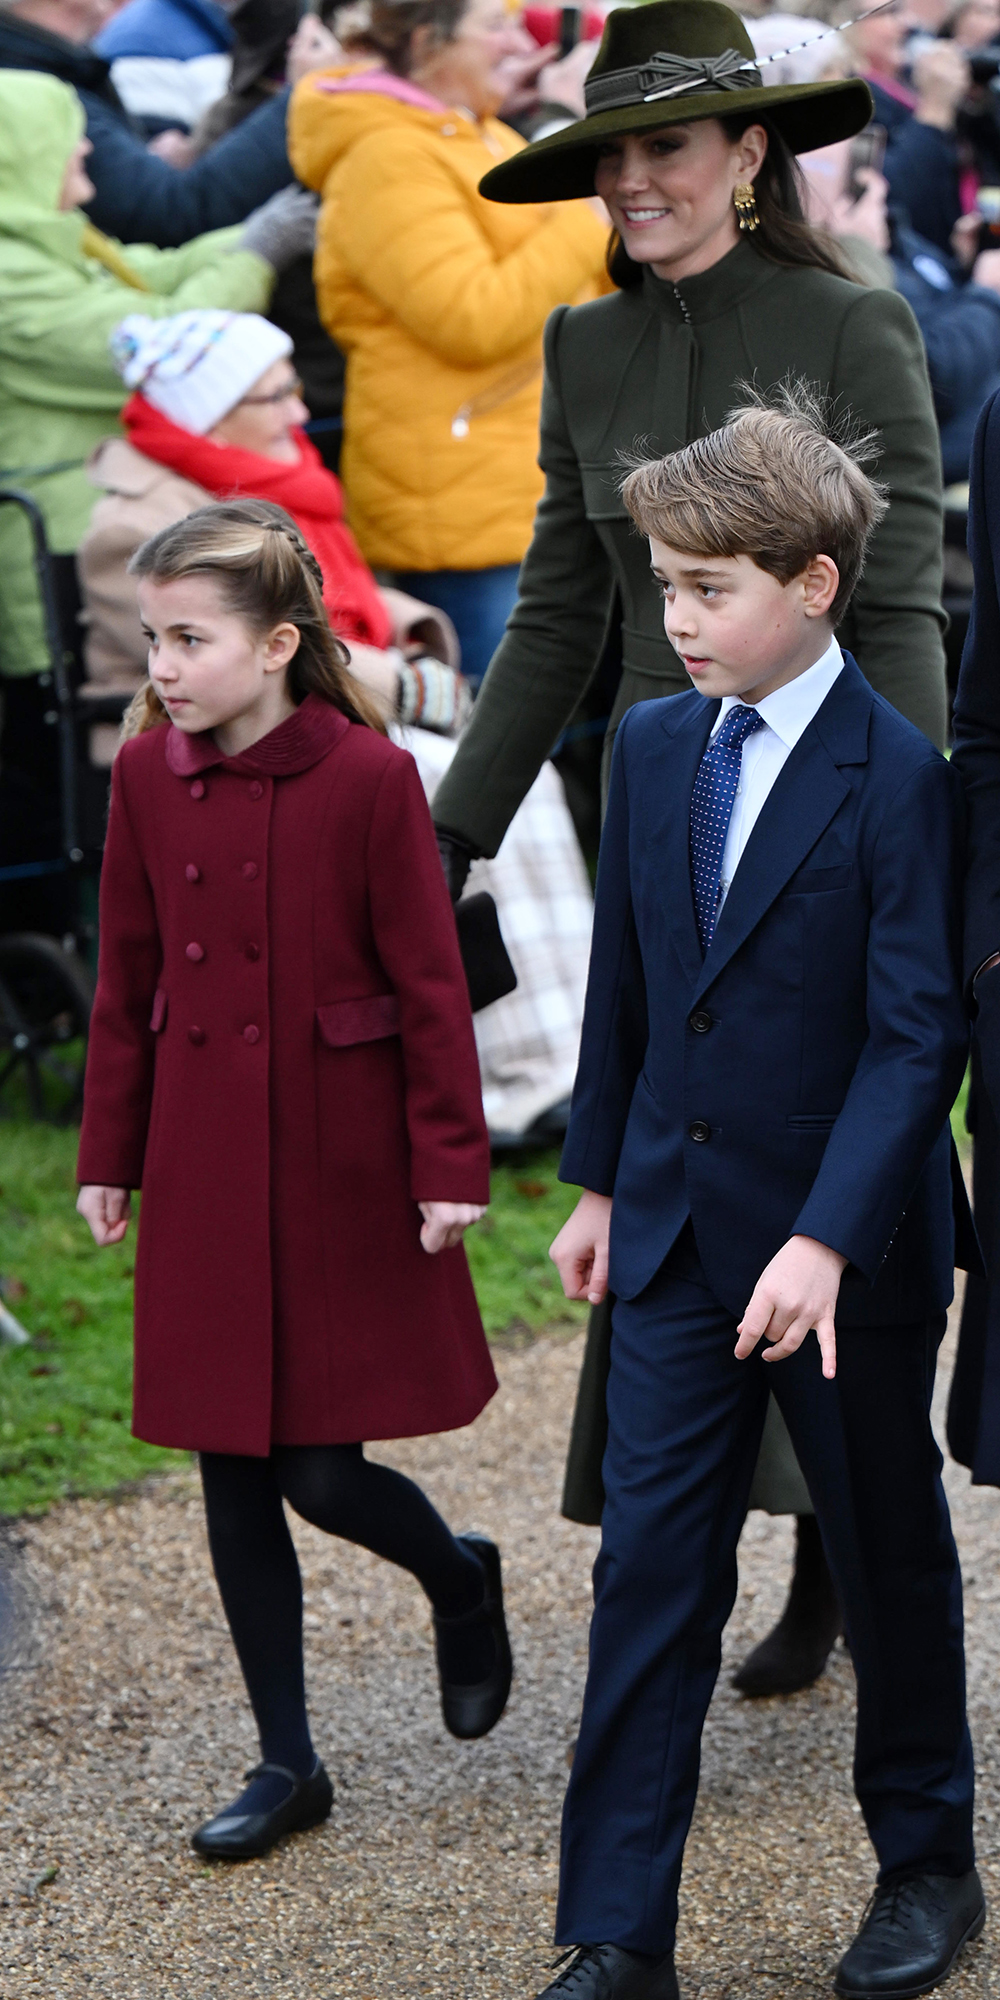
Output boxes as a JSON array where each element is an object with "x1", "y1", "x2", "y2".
[{"x1": 200, "y1": 1445, "x2": 489, "y2": 1781}]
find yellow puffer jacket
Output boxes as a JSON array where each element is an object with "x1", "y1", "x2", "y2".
[{"x1": 289, "y1": 70, "x2": 609, "y2": 572}]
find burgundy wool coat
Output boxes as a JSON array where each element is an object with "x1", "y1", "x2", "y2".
[{"x1": 77, "y1": 696, "x2": 497, "y2": 1455}]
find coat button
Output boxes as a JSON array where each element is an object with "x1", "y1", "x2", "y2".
[
  {"x1": 188, "y1": 1026, "x2": 205, "y2": 1046},
  {"x1": 245, "y1": 943, "x2": 260, "y2": 962},
  {"x1": 243, "y1": 1024, "x2": 260, "y2": 1044},
  {"x1": 248, "y1": 781, "x2": 264, "y2": 800},
  {"x1": 242, "y1": 861, "x2": 258, "y2": 880},
  {"x1": 185, "y1": 942, "x2": 205, "y2": 963},
  {"x1": 190, "y1": 780, "x2": 205, "y2": 800},
  {"x1": 185, "y1": 864, "x2": 201, "y2": 883},
  {"x1": 688, "y1": 1120, "x2": 711, "y2": 1143},
  {"x1": 689, "y1": 1010, "x2": 712, "y2": 1034}
]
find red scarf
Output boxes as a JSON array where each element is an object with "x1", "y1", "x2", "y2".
[{"x1": 122, "y1": 394, "x2": 394, "y2": 650}]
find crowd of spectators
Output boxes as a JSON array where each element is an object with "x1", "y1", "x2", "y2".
[{"x1": 2, "y1": 0, "x2": 1000, "y2": 1134}]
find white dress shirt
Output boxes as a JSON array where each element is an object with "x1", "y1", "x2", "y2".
[{"x1": 712, "y1": 637, "x2": 844, "y2": 911}]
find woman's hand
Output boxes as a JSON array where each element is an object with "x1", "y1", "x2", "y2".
[
  {"x1": 77, "y1": 1185, "x2": 132, "y2": 1247},
  {"x1": 735, "y1": 1234, "x2": 847, "y2": 1381},
  {"x1": 286, "y1": 14, "x2": 342, "y2": 85},
  {"x1": 419, "y1": 1201, "x2": 486, "y2": 1253},
  {"x1": 549, "y1": 1190, "x2": 612, "y2": 1304}
]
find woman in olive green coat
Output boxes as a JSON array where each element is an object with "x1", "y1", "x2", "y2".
[{"x1": 433, "y1": 0, "x2": 950, "y2": 1702}]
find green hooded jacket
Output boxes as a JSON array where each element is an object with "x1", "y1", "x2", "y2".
[{"x1": 0, "y1": 69, "x2": 273, "y2": 677}]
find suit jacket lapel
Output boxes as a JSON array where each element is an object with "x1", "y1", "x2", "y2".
[
  {"x1": 689, "y1": 660, "x2": 871, "y2": 1004},
  {"x1": 654, "y1": 693, "x2": 717, "y2": 987}
]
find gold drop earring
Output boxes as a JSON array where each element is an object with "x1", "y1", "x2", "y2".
[{"x1": 733, "y1": 181, "x2": 760, "y2": 233}]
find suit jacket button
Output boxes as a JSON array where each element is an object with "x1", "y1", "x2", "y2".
[
  {"x1": 241, "y1": 862, "x2": 258, "y2": 880},
  {"x1": 190, "y1": 780, "x2": 205, "y2": 800},
  {"x1": 689, "y1": 1010, "x2": 712, "y2": 1034},
  {"x1": 248, "y1": 781, "x2": 264, "y2": 800},
  {"x1": 185, "y1": 942, "x2": 205, "y2": 962},
  {"x1": 185, "y1": 864, "x2": 201, "y2": 883},
  {"x1": 243, "y1": 1024, "x2": 261, "y2": 1044},
  {"x1": 688, "y1": 1120, "x2": 711, "y2": 1143},
  {"x1": 188, "y1": 1026, "x2": 205, "y2": 1046},
  {"x1": 245, "y1": 943, "x2": 260, "y2": 962}
]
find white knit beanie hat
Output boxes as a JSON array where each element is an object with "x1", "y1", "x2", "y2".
[{"x1": 109, "y1": 311, "x2": 295, "y2": 435}]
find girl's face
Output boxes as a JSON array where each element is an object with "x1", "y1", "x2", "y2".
[
  {"x1": 208, "y1": 359, "x2": 310, "y2": 463},
  {"x1": 594, "y1": 120, "x2": 768, "y2": 283},
  {"x1": 138, "y1": 573, "x2": 300, "y2": 756}
]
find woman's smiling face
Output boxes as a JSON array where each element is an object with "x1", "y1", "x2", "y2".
[{"x1": 594, "y1": 119, "x2": 767, "y2": 282}]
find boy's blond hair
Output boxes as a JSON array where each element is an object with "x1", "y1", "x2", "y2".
[{"x1": 620, "y1": 383, "x2": 888, "y2": 625}]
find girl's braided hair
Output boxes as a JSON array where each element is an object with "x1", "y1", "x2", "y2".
[{"x1": 121, "y1": 497, "x2": 388, "y2": 740}]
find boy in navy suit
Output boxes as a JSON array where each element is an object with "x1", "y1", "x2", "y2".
[{"x1": 538, "y1": 394, "x2": 983, "y2": 2000}]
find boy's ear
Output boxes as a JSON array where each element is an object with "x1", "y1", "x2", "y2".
[{"x1": 802, "y1": 554, "x2": 840, "y2": 620}]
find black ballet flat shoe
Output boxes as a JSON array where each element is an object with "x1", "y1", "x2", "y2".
[
  {"x1": 191, "y1": 1758, "x2": 333, "y2": 1861},
  {"x1": 433, "y1": 1532, "x2": 513, "y2": 1740},
  {"x1": 834, "y1": 1869, "x2": 986, "y2": 1998},
  {"x1": 732, "y1": 1515, "x2": 842, "y2": 1698},
  {"x1": 536, "y1": 1944, "x2": 679, "y2": 1999}
]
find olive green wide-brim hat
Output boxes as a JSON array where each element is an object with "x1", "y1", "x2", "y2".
[{"x1": 480, "y1": 0, "x2": 873, "y2": 203}]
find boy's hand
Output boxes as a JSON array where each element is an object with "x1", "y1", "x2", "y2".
[
  {"x1": 77, "y1": 1184, "x2": 131, "y2": 1247},
  {"x1": 418, "y1": 1201, "x2": 485, "y2": 1254},
  {"x1": 735, "y1": 1234, "x2": 846, "y2": 1381},
  {"x1": 550, "y1": 1191, "x2": 612, "y2": 1304}
]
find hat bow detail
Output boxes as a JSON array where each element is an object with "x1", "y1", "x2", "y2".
[{"x1": 585, "y1": 47, "x2": 761, "y2": 115}]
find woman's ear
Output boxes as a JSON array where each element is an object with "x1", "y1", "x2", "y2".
[
  {"x1": 735, "y1": 122, "x2": 768, "y2": 184},
  {"x1": 263, "y1": 621, "x2": 303, "y2": 673}
]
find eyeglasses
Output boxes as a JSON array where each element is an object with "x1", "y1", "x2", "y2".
[{"x1": 238, "y1": 376, "x2": 305, "y2": 407}]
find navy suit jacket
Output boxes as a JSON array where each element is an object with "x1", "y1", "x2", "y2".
[{"x1": 560, "y1": 655, "x2": 974, "y2": 1324}]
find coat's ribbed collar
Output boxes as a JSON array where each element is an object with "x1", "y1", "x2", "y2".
[
  {"x1": 164, "y1": 693, "x2": 351, "y2": 778},
  {"x1": 642, "y1": 236, "x2": 778, "y2": 326}
]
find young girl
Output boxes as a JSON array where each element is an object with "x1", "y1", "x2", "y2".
[{"x1": 76, "y1": 498, "x2": 511, "y2": 1862}]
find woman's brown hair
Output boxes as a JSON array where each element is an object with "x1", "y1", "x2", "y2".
[
  {"x1": 606, "y1": 114, "x2": 853, "y2": 289},
  {"x1": 121, "y1": 498, "x2": 388, "y2": 740},
  {"x1": 337, "y1": 0, "x2": 466, "y2": 74}
]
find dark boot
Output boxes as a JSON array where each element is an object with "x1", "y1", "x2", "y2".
[{"x1": 731, "y1": 1514, "x2": 842, "y2": 1697}]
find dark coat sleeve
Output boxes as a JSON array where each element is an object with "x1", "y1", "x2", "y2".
[
  {"x1": 558, "y1": 710, "x2": 648, "y2": 1194},
  {"x1": 884, "y1": 118, "x2": 962, "y2": 254},
  {"x1": 951, "y1": 387, "x2": 1000, "y2": 983},
  {"x1": 366, "y1": 750, "x2": 491, "y2": 1204},
  {"x1": 832, "y1": 286, "x2": 948, "y2": 749},
  {"x1": 899, "y1": 284, "x2": 1000, "y2": 426},
  {"x1": 77, "y1": 748, "x2": 163, "y2": 1189},
  {"x1": 431, "y1": 304, "x2": 615, "y2": 856},
  {"x1": 793, "y1": 753, "x2": 970, "y2": 1277},
  {"x1": 82, "y1": 86, "x2": 292, "y2": 248}
]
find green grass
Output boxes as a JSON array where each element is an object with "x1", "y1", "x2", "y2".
[{"x1": 0, "y1": 1127, "x2": 584, "y2": 1518}]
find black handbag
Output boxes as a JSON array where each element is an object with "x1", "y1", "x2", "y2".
[{"x1": 455, "y1": 891, "x2": 518, "y2": 1014}]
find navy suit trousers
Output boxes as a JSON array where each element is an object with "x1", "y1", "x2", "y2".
[{"x1": 556, "y1": 1227, "x2": 974, "y2": 1954}]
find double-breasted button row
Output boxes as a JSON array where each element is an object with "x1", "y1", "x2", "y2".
[
  {"x1": 188, "y1": 1024, "x2": 262, "y2": 1046},
  {"x1": 185, "y1": 862, "x2": 261, "y2": 882},
  {"x1": 190, "y1": 780, "x2": 205, "y2": 800},
  {"x1": 186, "y1": 863, "x2": 201, "y2": 883},
  {"x1": 186, "y1": 941, "x2": 205, "y2": 963}
]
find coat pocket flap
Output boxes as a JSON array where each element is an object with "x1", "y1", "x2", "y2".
[
  {"x1": 150, "y1": 989, "x2": 168, "y2": 1033},
  {"x1": 316, "y1": 995, "x2": 400, "y2": 1047}
]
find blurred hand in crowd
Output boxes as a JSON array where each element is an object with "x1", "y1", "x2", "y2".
[
  {"x1": 147, "y1": 129, "x2": 197, "y2": 166},
  {"x1": 537, "y1": 36, "x2": 602, "y2": 115},
  {"x1": 972, "y1": 246, "x2": 1000, "y2": 290},
  {"x1": 286, "y1": 14, "x2": 343, "y2": 85},
  {"x1": 797, "y1": 139, "x2": 891, "y2": 253},
  {"x1": 495, "y1": 27, "x2": 558, "y2": 119},
  {"x1": 913, "y1": 40, "x2": 971, "y2": 125}
]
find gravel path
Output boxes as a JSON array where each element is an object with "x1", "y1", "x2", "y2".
[{"x1": 0, "y1": 1303, "x2": 997, "y2": 2000}]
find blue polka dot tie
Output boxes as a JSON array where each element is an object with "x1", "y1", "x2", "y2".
[{"x1": 689, "y1": 703, "x2": 766, "y2": 953}]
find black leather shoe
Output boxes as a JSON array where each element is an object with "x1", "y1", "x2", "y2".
[
  {"x1": 536, "y1": 1945, "x2": 679, "y2": 1999},
  {"x1": 191, "y1": 1758, "x2": 333, "y2": 1860},
  {"x1": 732, "y1": 1514, "x2": 842, "y2": 1697},
  {"x1": 834, "y1": 1869, "x2": 986, "y2": 1997},
  {"x1": 434, "y1": 1533, "x2": 513, "y2": 1739}
]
